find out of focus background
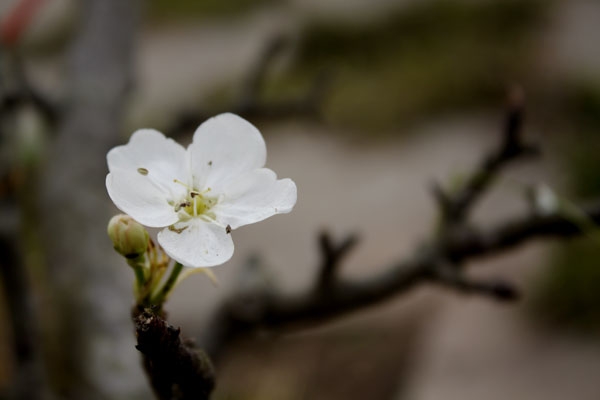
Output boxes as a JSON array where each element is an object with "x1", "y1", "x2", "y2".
[{"x1": 1, "y1": 0, "x2": 600, "y2": 399}]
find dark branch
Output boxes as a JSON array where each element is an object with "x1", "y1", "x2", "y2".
[
  {"x1": 166, "y1": 37, "x2": 329, "y2": 138},
  {"x1": 317, "y1": 231, "x2": 359, "y2": 291},
  {"x1": 429, "y1": 262, "x2": 520, "y2": 301},
  {"x1": 0, "y1": 51, "x2": 60, "y2": 125},
  {"x1": 435, "y1": 87, "x2": 539, "y2": 225},
  {"x1": 133, "y1": 307, "x2": 215, "y2": 400},
  {"x1": 0, "y1": 233, "x2": 51, "y2": 399},
  {"x1": 444, "y1": 200, "x2": 600, "y2": 261},
  {"x1": 213, "y1": 199, "x2": 600, "y2": 338},
  {"x1": 204, "y1": 92, "x2": 600, "y2": 357}
]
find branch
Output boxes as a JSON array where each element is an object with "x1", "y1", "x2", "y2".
[
  {"x1": 133, "y1": 307, "x2": 215, "y2": 400},
  {"x1": 203, "y1": 92, "x2": 600, "y2": 357},
  {"x1": 0, "y1": 51, "x2": 60, "y2": 125},
  {"x1": 317, "y1": 230, "x2": 359, "y2": 291},
  {"x1": 433, "y1": 86, "x2": 539, "y2": 225},
  {"x1": 429, "y1": 262, "x2": 520, "y2": 301},
  {"x1": 214, "y1": 200, "x2": 600, "y2": 338},
  {"x1": 0, "y1": 233, "x2": 52, "y2": 399},
  {"x1": 166, "y1": 36, "x2": 329, "y2": 138}
]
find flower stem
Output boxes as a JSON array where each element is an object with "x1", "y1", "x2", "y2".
[
  {"x1": 151, "y1": 262, "x2": 184, "y2": 305},
  {"x1": 126, "y1": 255, "x2": 147, "y2": 291},
  {"x1": 133, "y1": 264, "x2": 146, "y2": 289}
]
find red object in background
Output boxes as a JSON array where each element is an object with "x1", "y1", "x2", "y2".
[{"x1": 0, "y1": 0, "x2": 45, "y2": 47}]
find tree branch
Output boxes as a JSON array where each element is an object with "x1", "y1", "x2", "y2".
[
  {"x1": 0, "y1": 234, "x2": 52, "y2": 400},
  {"x1": 433, "y1": 86, "x2": 539, "y2": 225},
  {"x1": 204, "y1": 93, "x2": 600, "y2": 358},
  {"x1": 317, "y1": 230, "x2": 359, "y2": 292},
  {"x1": 166, "y1": 36, "x2": 329, "y2": 138},
  {"x1": 133, "y1": 307, "x2": 215, "y2": 400}
]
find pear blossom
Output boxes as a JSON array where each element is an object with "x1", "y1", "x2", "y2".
[{"x1": 106, "y1": 113, "x2": 297, "y2": 268}]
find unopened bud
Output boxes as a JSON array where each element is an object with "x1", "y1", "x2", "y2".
[
  {"x1": 534, "y1": 184, "x2": 559, "y2": 216},
  {"x1": 107, "y1": 214, "x2": 149, "y2": 258}
]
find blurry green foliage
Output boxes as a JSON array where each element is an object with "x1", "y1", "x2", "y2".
[
  {"x1": 568, "y1": 80, "x2": 600, "y2": 129},
  {"x1": 146, "y1": 0, "x2": 280, "y2": 21},
  {"x1": 532, "y1": 81, "x2": 600, "y2": 332},
  {"x1": 534, "y1": 236, "x2": 600, "y2": 332},
  {"x1": 264, "y1": 0, "x2": 546, "y2": 132}
]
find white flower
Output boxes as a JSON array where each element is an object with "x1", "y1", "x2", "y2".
[{"x1": 106, "y1": 113, "x2": 297, "y2": 268}]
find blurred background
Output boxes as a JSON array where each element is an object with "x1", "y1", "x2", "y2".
[{"x1": 1, "y1": 0, "x2": 600, "y2": 399}]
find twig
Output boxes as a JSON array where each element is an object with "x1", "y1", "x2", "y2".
[
  {"x1": 213, "y1": 199, "x2": 600, "y2": 337},
  {"x1": 0, "y1": 234, "x2": 52, "y2": 400},
  {"x1": 429, "y1": 262, "x2": 520, "y2": 301},
  {"x1": 133, "y1": 307, "x2": 215, "y2": 400},
  {"x1": 433, "y1": 86, "x2": 539, "y2": 225},
  {"x1": 317, "y1": 230, "x2": 359, "y2": 291},
  {"x1": 0, "y1": 51, "x2": 60, "y2": 125},
  {"x1": 203, "y1": 93, "x2": 600, "y2": 358},
  {"x1": 166, "y1": 36, "x2": 329, "y2": 138}
]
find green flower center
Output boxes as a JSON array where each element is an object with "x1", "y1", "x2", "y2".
[
  {"x1": 175, "y1": 190, "x2": 216, "y2": 219},
  {"x1": 171, "y1": 180, "x2": 217, "y2": 220}
]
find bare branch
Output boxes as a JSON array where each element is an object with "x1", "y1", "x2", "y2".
[
  {"x1": 212, "y1": 199, "x2": 600, "y2": 339},
  {"x1": 166, "y1": 37, "x2": 330, "y2": 138},
  {"x1": 203, "y1": 92, "x2": 600, "y2": 358},
  {"x1": 0, "y1": 234, "x2": 53, "y2": 400},
  {"x1": 0, "y1": 51, "x2": 60, "y2": 125},
  {"x1": 429, "y1": 262, "x2": 520, "y2": 301},
  {"x1": 435, "y1": 87, "x2": 539, "y2": 225},
  {"x1": 317, "y1": 230, "x2": 359, "y2": 291},
  {"x1": 133, "y1": 307, "x2": 215, "y2": 400}
]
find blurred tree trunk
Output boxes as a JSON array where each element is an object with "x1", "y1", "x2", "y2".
[{"x1": 40, "y1": 0, "x2": 151, "y2": 398}]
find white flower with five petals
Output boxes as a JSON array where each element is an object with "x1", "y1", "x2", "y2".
[{"x1": 106, "y1": 113, "x2": 297, "y2": 268}]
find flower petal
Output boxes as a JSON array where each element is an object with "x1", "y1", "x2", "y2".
[
  {"x1": 188, "y1": 113, "x2": 267, "y2": 191},
  {"x1": 157, "y1": 219, "x2": 234, "y2": 268},
  {"x1": 107, "y1": 129, "x2": 188, "y2": 199},
  {"x1": 212, "y1": 168, "x2": 297, "y2": 229},
  {"x1": 106, "y1": 171, "x2": 179, "y2": 227}
]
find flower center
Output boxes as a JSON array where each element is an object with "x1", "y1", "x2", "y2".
[{"x1": 172, "y1": 180, "x2": 217, "y2": 220}]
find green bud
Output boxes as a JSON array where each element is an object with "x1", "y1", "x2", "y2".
[{"x1": 107, "y1": 214, "x2": 149, "y2": 259}]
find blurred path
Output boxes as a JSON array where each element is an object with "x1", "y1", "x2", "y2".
[{"x1": 404, "y1": 293, "x2": 600, "y2": 400}]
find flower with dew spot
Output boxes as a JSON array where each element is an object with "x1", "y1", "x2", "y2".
[{"x1": 106, "y1": 113, "x2": 297, "y2": 268}]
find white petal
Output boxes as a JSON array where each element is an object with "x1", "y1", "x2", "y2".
[
  {"x1": 107, "y1": 129, "x2": 189, "y2": 198},
  {"x1": 157, "y1": 218, "x2": 234, "y2": 268},
  {"x1": 188, "y1": 113, "x2": 266, "y2": 191},
  {"x1": 106, "y1": 171, "x2": 178, "y2": 227},
  {"x1": 213, "y1": 168, "x2": 297, "y2": 229}
]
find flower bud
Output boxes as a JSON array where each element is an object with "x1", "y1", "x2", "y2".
[{"x1": 107, "y1": 214, "x2": 149, "y2": 258}]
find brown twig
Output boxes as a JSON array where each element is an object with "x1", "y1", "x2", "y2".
[
  {"x1": 211, "y1": 199, "x2": 600, "y2": 339},
  {"x1": 203, "y1": 92, "x2": 599, "y2": 359},
  {"x1": 166, "y1": 36, "x2": 329, "y2": 138},
  {"x1": 317, "y1": 230, "x2": 359, "y2": 292},
  {"x1": 433, "y1": 86, "x2": 539, "y2": 226},
  {"x1": 133, "y1": 307, "x2": 215, "y2": 400},
  {"x1": 0, "y1": 233, "x2": 52, "y2": 400},
  {"x1": 0, "y1": 51, "x2": 60, "y2": 126}
]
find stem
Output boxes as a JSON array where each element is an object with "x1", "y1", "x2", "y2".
[
  {"x1": 127, "y1": 255, "x2": 147, "y2": 291},
  {"x1": 151, "y1": 262, "x2": 184, "y2": 305},
  {"x1": 133, "y1": 264, "x2": 146, "y2": 289}
]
